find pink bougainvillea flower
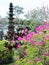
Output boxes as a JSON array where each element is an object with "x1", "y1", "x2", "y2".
[
  {"x1": 44, "y1": 36, "x2": 49, "y2": 40},
  {"x1": 11, "y1": 40, "x2": 15, "y2": 44},
  {"x1": 24, "y1": 29, "x2": 28, "y2": 33},
  {"x1": 44, "y1": 35, "x2": 49, "y2": 44},
  {"x1": 35, "y1": 57, "x2": 40, "y2": 62},
  {"x1": 38, "y1": 41, "x2": 43, "y2": 46},
  {"x1": 36, "y1": 25, "x2": 43, "y2": 33},
  {"x1": 18, "y1": 36, "x2": 22, "y2": 41},
  {"x1": 27, "y1": 33, "x2": 32, "y2": 37},
  {"x1": 26, "y1": 32, "x2": 35, "y2": 43},
  {"x1": 30, "y1": 39, "x2": 36, "y2": 47},
  {"x1": 26, "y1": 37, "x2": 31, "y2": 42},
  {"x1": 23, "y1": 36, "x2": 27, "y2": 41},
  {"x1": 36, "y1": 24, "x2": 49, "y2": 33},
  {"x1": 43, "y1": 24, "x2": 49, "y2": 30},
  {"x1": 17, "y1": 44, "x2": 21, "y2": 49},
  {"x1": 27, "y1": 32, "x2": 35, "y2": 37},
  {"x1": 45, "y1": 52, "x2": 49, "y2": 56}
]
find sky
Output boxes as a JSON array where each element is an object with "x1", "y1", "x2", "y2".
[{"x1": 0, "y1": 0, "x2": 49, "y2": 18}]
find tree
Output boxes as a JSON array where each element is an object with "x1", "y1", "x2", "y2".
[
  {"x1": 25, "y1": 6, "x2": 49, "y2": 22},
  {"x1": 13, "y1": 5, "x2": 24, "y2": 18}
]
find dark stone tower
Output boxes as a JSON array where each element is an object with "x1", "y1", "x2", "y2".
[{"x1": 8, "y1": 3, "x2": 15, "y2": 34}]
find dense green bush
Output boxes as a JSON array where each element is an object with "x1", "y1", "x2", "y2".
[{"x1": 0, "y1": 41, "x2": 14, "y2": 64}]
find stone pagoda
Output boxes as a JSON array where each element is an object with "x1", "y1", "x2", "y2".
[{"x1": 8, "y1": 3, "x2": 15, "y2": 34}]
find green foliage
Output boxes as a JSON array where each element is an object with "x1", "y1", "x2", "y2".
[
  {"x1": 36, "y1": 61, "x2": 43, "y2": 65},
  {"x1": 29, "y1": 21, "x2": 42, "y2": 32},
  {"x1": 0, "y1": 40, "x2": 6, "y2": 50},
  {"x1": 15, "y1": 43, "x2": 38, "y2": 65},
  {"x1": 0, "y1": 40, "x2": 14, "y2": 63}
]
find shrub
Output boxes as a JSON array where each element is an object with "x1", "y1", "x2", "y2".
[
  {"x1": 0, "y1": 40, "x2": 14, "y2": 64},
  {"x1": 15, "y1": 24, "x2": 49, "y2": 65}
]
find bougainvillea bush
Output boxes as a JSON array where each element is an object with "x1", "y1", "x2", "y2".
[{"x1": 14, "y1": 24, "x2": 49, "y2": 65}]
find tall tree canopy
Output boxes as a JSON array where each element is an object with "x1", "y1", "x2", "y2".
[{"x1": 25, "y1": 6, "x2": 49, "y2": 22}]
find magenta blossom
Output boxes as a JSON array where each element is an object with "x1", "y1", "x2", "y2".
[
  {"x1": 43, "y1": 24, "x2": 49, "y2": 29},
  {"x1": 38, "y1": 41, "x2": 43, "y2": 46},
  {"x1": 30, "y1": 39, "x2": 36, "y2": 47},
  {"x1": 46, "y1": 36, "x2": 49, "y2": 40},
  {"x1": 45, "y1": 52, "x2": 49, "y2": 56},
  {"x1": 23, "y1": 36, "x2": 27, "y2": 41},
  {"x1": 18, "y1": 37, "x2": 22, "y2": 41},
  {"x1": 35, "y1": 57, "x2": 40, "y2": 62},
  {"x1": 11, "y1": 40, "x2": 15, "y2": 44},
  {"x1": 17, "y1": 44, "x2": 21, "y2": 49},
  {"x1": 44, "y1": 36, "x2": 49, "y2": 44},
  {"x1": 24, "y1": 29, "x2": 28, "y2": 33},
  {"x1": 36, "y1": 25, "x2": 43, "y2": 33},
  {"x1": 27, "y1": 32, "x2": 35, "y2": 37}
]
